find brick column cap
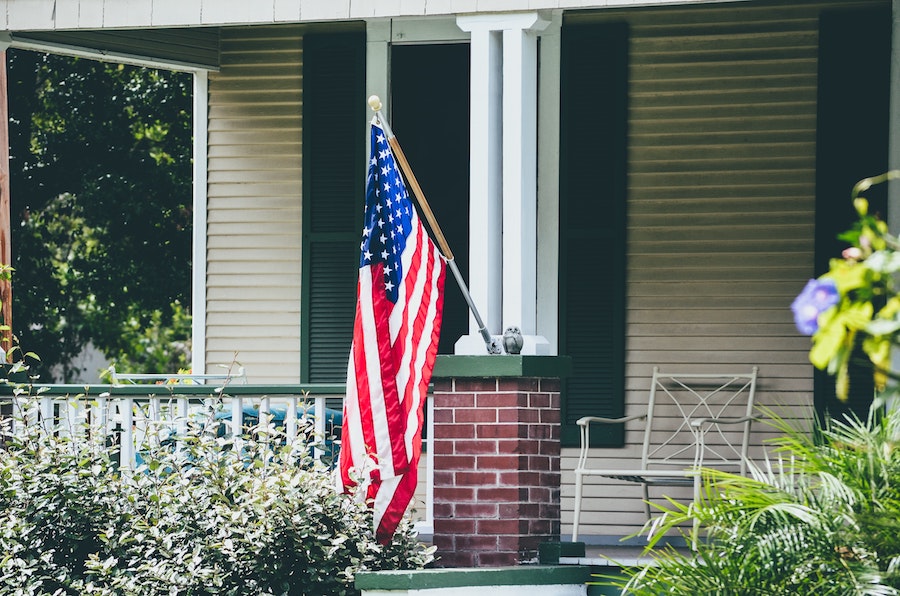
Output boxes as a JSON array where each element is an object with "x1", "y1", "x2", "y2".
[{"x1": 432, "y1": 355, "x2": 572, "y2": 379}]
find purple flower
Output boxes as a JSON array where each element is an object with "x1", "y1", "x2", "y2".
[{"x1": 791, "y1": 278, "x2": 839, "y2": 335}]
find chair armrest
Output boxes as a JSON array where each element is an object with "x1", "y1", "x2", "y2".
[
  {"x1": 690, "y1": 416, "x2": 757, "y2": 427},
  {"x1": 577, "y1": 413, "x2": 647, "y2": 427}
]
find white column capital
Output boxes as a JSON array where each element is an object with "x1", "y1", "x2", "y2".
[{"x1": 457, "y1": 11, "x2": 550, "y2": 34}]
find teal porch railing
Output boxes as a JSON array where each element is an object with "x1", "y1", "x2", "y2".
[{"x1": 0, "y1": 382, "x2": 435, "y2": 535}]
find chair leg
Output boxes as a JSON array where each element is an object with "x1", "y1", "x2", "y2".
[
  {"x1": 691, "y1": 474, "x2": 701, "y2": 550},
  {"x1": 643, "y1": 483, "x2": 651, "y2": 519},
  {"x1": 572, "y1": 472, "x2": 584, "y2": 542}
]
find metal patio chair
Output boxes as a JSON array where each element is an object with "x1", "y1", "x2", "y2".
[{"x1": 571, "y1": 367, "x2": 759, "y2": 543}]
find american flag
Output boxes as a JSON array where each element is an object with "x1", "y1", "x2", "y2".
[{"x1": 339, "y1": 120, "x2": 446, "y2": 543}]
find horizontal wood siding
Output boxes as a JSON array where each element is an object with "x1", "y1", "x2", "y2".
[
  {"x1": 560, "y1": 1, "x2": 886, "y2": 540},
  {"x1": 206, "y1": 26, "x2": 303, "y2": 383}
]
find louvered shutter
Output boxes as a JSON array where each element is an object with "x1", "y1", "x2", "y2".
[
  {"x1": 559, "y1": 22, "x2": 629, "y2": 447},
  {"x1": 814, "y1": 5, "x2": 890, "y2": 422},
  {"x1": 301, "y1": 31, "x2": 365, "y2": 383}
]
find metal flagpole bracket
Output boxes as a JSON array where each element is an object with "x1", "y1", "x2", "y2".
[{"x1": 367, "y1": 95, "x2": 501, "y2": 355}]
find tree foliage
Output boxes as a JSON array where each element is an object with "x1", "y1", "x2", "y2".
[{"x1": 7, "y1": 49, "x2": 193, "y2": 381}]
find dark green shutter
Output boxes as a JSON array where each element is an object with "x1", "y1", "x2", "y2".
[
  {"x1": 301, "y1": 31, "x2": 366, "y2": 383},
  {"x1": 559, "y1": 22, "x2": 629, "y2": 447},
  {"x1": 814, "y1": 6, "x2": 890, "y2": 423}
]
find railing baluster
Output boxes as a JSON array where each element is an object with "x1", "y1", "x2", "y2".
[
  {"x1": 40, "y1": 396, "x2": 54, "y2": 435},
  {"x1": 286, "y1": 395, "x2": 297, "y2": 444},
  {"x1": 120, "y1": 398, "x2": 134, "y2": 470},
  {"x1": 231, "y1": 396, "x2": 243, "y2": 450}
]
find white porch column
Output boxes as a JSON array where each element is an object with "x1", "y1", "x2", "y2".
[
  {"x1": 455, "y1": 16, "x2": 503, "y2": 354},
  {"x1": 456, "y1": 12, "x2": 550, "y2": 355}
]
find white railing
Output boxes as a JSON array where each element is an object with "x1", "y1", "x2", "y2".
[{"x1": 0, "y1": 383, "x2": 435, "y2": 536}]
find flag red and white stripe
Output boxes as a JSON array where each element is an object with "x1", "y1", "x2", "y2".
[{"x1": 339, "y1": 120, "x2": 445, "y2": 543}]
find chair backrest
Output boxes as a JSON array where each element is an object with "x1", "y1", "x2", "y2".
[{"x1": 641, "y1": 367, "x2": 758, "y2": 475}]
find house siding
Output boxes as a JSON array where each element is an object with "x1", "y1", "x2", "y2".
[
  {"x1": 560, "y1": 0, "x2": 885, "y2": 540},
  {"x1": 206, "y1": 26, "x2": 303, "y2": 383}
]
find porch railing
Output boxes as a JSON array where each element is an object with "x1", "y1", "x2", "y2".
[{"x1": 0, "y1": 382, "x2": 435, "y2": 536}]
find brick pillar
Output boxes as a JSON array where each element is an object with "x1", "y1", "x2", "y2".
[{"x1": 431, "y1": 375, "x2": 561, "y2": 567}]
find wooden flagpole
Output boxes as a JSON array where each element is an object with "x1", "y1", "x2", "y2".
[
  {"x1": 367, "y1": 95, "x2": 500, "y2": 355},
  {"x1": 0, "y1": 50, "x2": 12, "y2": 360}
]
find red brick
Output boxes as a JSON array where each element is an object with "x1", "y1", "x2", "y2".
[
  {"x1": 476, "y1": 486, "x2": 527, "y2": 502},
  {"x1": 477, "y1": 518, "x2": 529, "y2": 535},
  {"x1": 477, "y1": 423, "x2": 527, "y2": 439},
  {"x1": 498, "y1": 378, "x2": 538, "y2": 392},
  {"x1": 454, "y1": 408, "x2": 498, "y2": 423},
  {"x1": 527, "y1": 455, "x2": 550, "y2": 471},
  {"x1": 498, "y1": 502, "x2": 522, "y2": 518},
  {"x1": 435, "y1": 393, "x2": 475, "y2": 408},
  {"x1": 454, "y1": 439, "x2": 498, "y2": 455},
  {"x1": 540, "y1": 409, "x2": 560, "y2": 424},
  {"x1": 432, "y1": 534, "x2": 455, "y2": 550},
  {"x1": 539, "y1": 471, "x2": 561, "y2": 487},
  {"x1": 549, "y1": 425, "x2": 560, "y2": 439},
  {"x1": 527, "y1": 424, "x2": 550, "y2": 440},
  {"x1": 434, "y1": 519, "x2": 476, "y2": 534},
  {"x1": 476, "y1": 392, "x2": 528, "y2": 408},
  {"x1": 454, "y1": 471, "x2": 498, "y2": 485},
  {"x1": 436, "y1": 552, "x2": 475, "y2": 568},
  {"x1": 529, "y1": 393, "x2": 551, "y2": 409},
  {"x1": 540, "y1": 503, "x2": 561, "y2": 519},
  {"x1": 512, "y1": 471, "x2": 542, "y2": 486},
  {"x1": 454, "y1": 378, "x2": 498, "y2": 392},
  {"x1": 549, "y1": 393, "x2": 561, "y2": 409},
  {"x1": 497, "y1": 535, "x2": 525, "y2": 551},
  {"x1": 510, "y1": 502, "x2": 541, "y2": 519},
  {"x1": 538, "y1": 440, "x2": 560, "y2": 456},
  {"x1": 433, "y1": 503, "x2": 454, "y2": 518},
  {"x1": 431, "y1": 379, "x2": 453, "y2": 392},
  {"x1": 432, "y1": 408, "x2": 454, "y2": 423},
  {"x1": 477, "y1": 552, "x2": 520, "y2": 567},
  {"x1": 528, "y1": 487, "x2": 551, "y2": 502},
  {"x1": 457, "y1": 534, "x2": 500, "y2": 550},
  {"x1": 549, "y1": 456, "x2": 560, "y2": 472},
  {"x1": 454, "y1": 503, "x2": 499, "y2": 518},
  {"x1": 435, "y1": 423, "x2": 475, "y2": 439},
  {"x1": 528, "y1": 519, "x2": 553, "y2": 535},
  {"x1": 497, "y1": 439, "x2": 529, "y2": 454},
  {"x1": 540, "y1": 378, "x2": 561, "y2": 392},
  {"x1": 432, "y1": 440, "x2": 454, "y2": 455},
  {"x1": 434, "y1": 455, "x2": 477, "y2": 470},
  {"x1": 498, "y1": 407, "x2": 539, "y2": 423},
  {"x1": 434, "y1": 471, "x2": 455, "y2": 485},
  {"x1": 434, "y1": 487, "x2": 476, "y2": 502},
  {"x1": 478, "y1": 454, "x2": 527, "y2": 470}
]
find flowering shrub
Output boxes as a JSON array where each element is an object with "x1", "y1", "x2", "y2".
[
  {"x1": 0, "y1": 410, "x2": 434, "y2": 595},
  {"x1": 790, "y1": 170, "x2": 900, "y2": 399}
]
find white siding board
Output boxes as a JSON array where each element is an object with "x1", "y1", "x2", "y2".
[
  {"x1": 205, "y1": 25, "x2": 303, "y2": 384},
  {"x1": 563, "y1": 1, "x2": 832, "y2": 540},
  {"x1": 150, "y1": 0, "x2": 202, "y2": 26}
]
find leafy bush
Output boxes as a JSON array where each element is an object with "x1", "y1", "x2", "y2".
[
  {"x1": 0, "y1": 409, "x2": 434, "y2": 595},
  {"x1": 603, "y1": 173, "x2": 900, "y2": 595},
  {"x1": 604, "y1": 406, "x2": 900, "y2": 595}
]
